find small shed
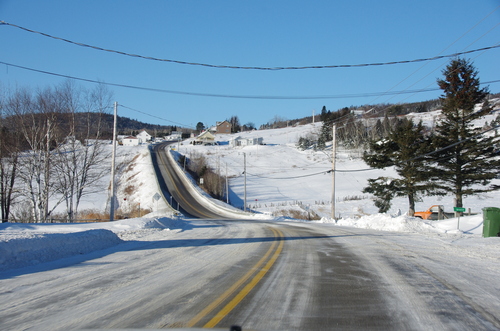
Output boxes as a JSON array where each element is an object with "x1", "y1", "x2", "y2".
[{"x1": 230, "y1": 136, "x2": 263, "y2": 147}]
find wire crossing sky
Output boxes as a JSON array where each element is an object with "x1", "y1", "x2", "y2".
[
  {"x1": 2, "y1": 20, "x2": 499, "y2": 71},
  {"x1": 1, "y1": 1, "x2": 499, "y2": 127}
]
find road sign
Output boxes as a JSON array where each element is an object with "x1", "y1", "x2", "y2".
[
  {"x1": 153, "y1": 193, "x2": 161, "y2": 201},
  {"x1": 454, "y1": 207, "x2": 466, "y2": 212}
]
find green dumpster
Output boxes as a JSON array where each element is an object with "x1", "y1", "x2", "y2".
[{"x1": 482, "y1": 207, "x2": 500, "y2": 238}]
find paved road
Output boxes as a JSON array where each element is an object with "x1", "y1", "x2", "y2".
[
  {"x1": 152, "y1": 142, "x2": 238, "y2": 219},
  {"x1": 1, "y1": 145, "x2": 498, "y2": 330},
  {"x1": 1, "y1": 220, "x2": 498, "y2": 330}
]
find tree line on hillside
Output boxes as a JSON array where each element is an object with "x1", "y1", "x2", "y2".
[
  {"x1": 112, "y1": 115, "x2": 179, "y2": 137},
  {"x1": 322, "y1": 58, "x2": 499, "y2": 216}
]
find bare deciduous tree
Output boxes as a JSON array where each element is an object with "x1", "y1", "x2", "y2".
[
  {"x1": 3, "y1": 81, "x2": 113, "y2": 222},
  {"x1": 53, "y1": 82, "x2": 112, "y2": 221},
  {"x1": 0, "y1": 88, "x2": 22, "y2": 222},
  {"x1": 9, "y1": 87, "x2": 65, "y2": 222}
]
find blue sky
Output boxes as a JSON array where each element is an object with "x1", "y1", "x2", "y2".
[{"x1": 1, "y1": 0, "x2": 499, "y2": 129}]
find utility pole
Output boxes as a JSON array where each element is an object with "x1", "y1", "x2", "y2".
[
  {"x1": 243, "y1": 152, "x2": 247, "y2": 212},
  {"x1": 44, "y1": 118, "x2": 51, "y2": 221},
  {"x1": 226, "y1": 163, "x2": 229, "y2": 204},
  {"x1": 331, "y1": 124, "x2": 336, "y2": 220},
  {"x1": 217, "y1": 154, "x2": 220, "y2": 198},
  {"x1": 109, "y1": 102, "x2": 118, "y2": 221}
]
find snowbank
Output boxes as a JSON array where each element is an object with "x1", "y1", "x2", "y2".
[
  {"x1": 0, "y1": 216, "x2": 188, "y2": 272},
  {"x1": 0, "y1": 229, "x2": 121, "y2": 272},
  {"x1": 318, "y1": 213, "x2": 486, "y2": 235}
]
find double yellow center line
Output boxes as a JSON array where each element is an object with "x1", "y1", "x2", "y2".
[{"x1": 187, "y1": 226, "x2": 284, "y2": 328}]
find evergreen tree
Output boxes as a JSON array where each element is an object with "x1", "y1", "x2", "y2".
[
  {"x1": 318, "y1": 107, "x2": 351, "y2": 150},
  {"x1": 196, "y1": 122, "x2": 205, "y2": 133},
  {"x1": 363, "y1": 119, "x2": 434, "y2": 215},
  {"x1": 428, "y1": 58, "x2": 500, "y2": 209},
  {"x1": 320, "y1": 106, "x2": 329, "y2": 122}
]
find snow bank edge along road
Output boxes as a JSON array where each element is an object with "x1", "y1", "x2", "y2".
[
  {"x1": 0, "y1": 216, "x2": 186, "y2": 272},
  {"x1": 1, "y1": 211, "x2": 499, "y2": 274}
]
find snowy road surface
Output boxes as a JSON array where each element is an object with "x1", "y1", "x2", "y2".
[{"x1": 1, "y1": 219, "x2": 499, "y2": 331}]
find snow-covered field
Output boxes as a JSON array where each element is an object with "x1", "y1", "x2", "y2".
[{"x1": 0, "y1": 107, "x2": 499, "y2": 273}]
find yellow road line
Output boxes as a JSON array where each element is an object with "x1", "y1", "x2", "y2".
[
  {"x1": 186, "y1": 227, "x2": 283, "y2": 328},
  {"x1": 203, "y1": 227, "x2": 285, "y2": 328}
]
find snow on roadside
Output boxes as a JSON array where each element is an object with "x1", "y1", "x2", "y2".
[
  {"x1": 318, "y1": 213, "x2": 484, "y2": 235},
  {"x1": 114, "y1": 147, "x2": 166, "y2": 214},
  {"x1": 0, "y1": 228, "x2": 121, "y2": 272},
  {"x1": 0, "y1": 216, "x2": 189, "y2": 272},
  {"x1": 319, "y1": 214, "x2": 438, "y2": 233}
]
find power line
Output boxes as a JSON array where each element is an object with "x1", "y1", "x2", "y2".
[
  {"x1": 243, "y1": 123, "x2": 500, "y2": 180},
  {"x1": 246, "y1": 170, "x2": 332, "y2": 180},
  {"x1": 2, "y1": 20, "x2": 500, "y2": 70},
  {"x1": 367, "y1": 6, "x2": 500, "y2": 106},
  {"x1": 1, "y1": 61, "x2": 499, "y2": 100},
  {"x1": 399, "y1": 123, "x2": 500, "y2": 164},
  {"x1": 118, "y1": 104, "x2": 193, "y2": 128}
]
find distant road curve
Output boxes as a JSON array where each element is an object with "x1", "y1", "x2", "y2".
[{"x1": 151, "y1": 142, "x2": 246, "y2": 219}]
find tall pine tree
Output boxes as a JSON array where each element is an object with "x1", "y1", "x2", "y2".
[
  {"x1": 363, "y1": 118, "x2": 434, "y2": 215},
  {"x1": 428, "y1": 58, "x2": 499, "y2": 208}
]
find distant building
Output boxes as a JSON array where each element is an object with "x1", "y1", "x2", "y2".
[
  {"x1": 117, "y1": 135, "x2": 127, "y2": 144},
  {"x1": 122, "y1": 136, "x2": 139, "y2": 146},
  {"x1": 136, "y1": 130, "x2": 152, "y2": 143},
  {"x1": 230, "y1": 136, "x2": 263, "y2": 147},
  {"x1": 166, "y1": 131, "x2": 182, "y2": 141},
  {"x1": 216, "y1": 121, "x2": 232, "y2": 134},
  {"x1": 351, "y1": 109, "x2": 365, "y2": 117},
  {"x1": 193, "y1": 131, "x2": 216, "y2": 145}
]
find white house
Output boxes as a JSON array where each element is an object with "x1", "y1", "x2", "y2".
[
  {"x1": 230, "y1": 136, "x2": 263, "y2": 147},
  {"x1": 122, "y1": 136, "x2": 139, "y2": 146},
  {"x1": 166, "y1": 131, "x2": 182, "y2": 141},
  {"x1": 351, "y1": 109, "x2": 365, "y2": 117},
  {"x1": 136, "y1": 130, "x2": 152, "y2": 144}
]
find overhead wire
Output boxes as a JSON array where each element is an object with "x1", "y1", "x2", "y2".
[
  {"x1": 118, "y1": 104, "x2": 194, "y2": 128},
  {"x1": 4, "y1": 60, "x2": 498, "y2": 100},
  {"x1": 242, "y1": 123, "x2": 500, "y2": 180},
  {"x1": 391, "y1": 38, "x2": 500, "y2": 106},
  {"x1": 1, "y1": 19, "x2": 498, "y2": 185},
  {"x1": 367, "y1": 5, "x2": 500, "y2": 106},
  {"x1": 339, "y1": 2, "x2": 500, "y2": 171},
  {"x1": 397, "y1": 123, "x2": 500, "y2": 165},
  {"x1": 1, "y1": 20, "x2": 500, "y2": 70}
]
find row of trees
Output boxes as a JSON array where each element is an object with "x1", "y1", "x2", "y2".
[
  {"x1": 362, "y1": 58, "x2": 500, "y2": 215},
  {"x1": 0, "y1": 81, "x2": 113, "y2": 222},
  {"x1": 179, "y1": 152, "x2": 226, "y2": 200},
  {"x1": 297, "y1": 106, "x2": 398, "y2": 151}
]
